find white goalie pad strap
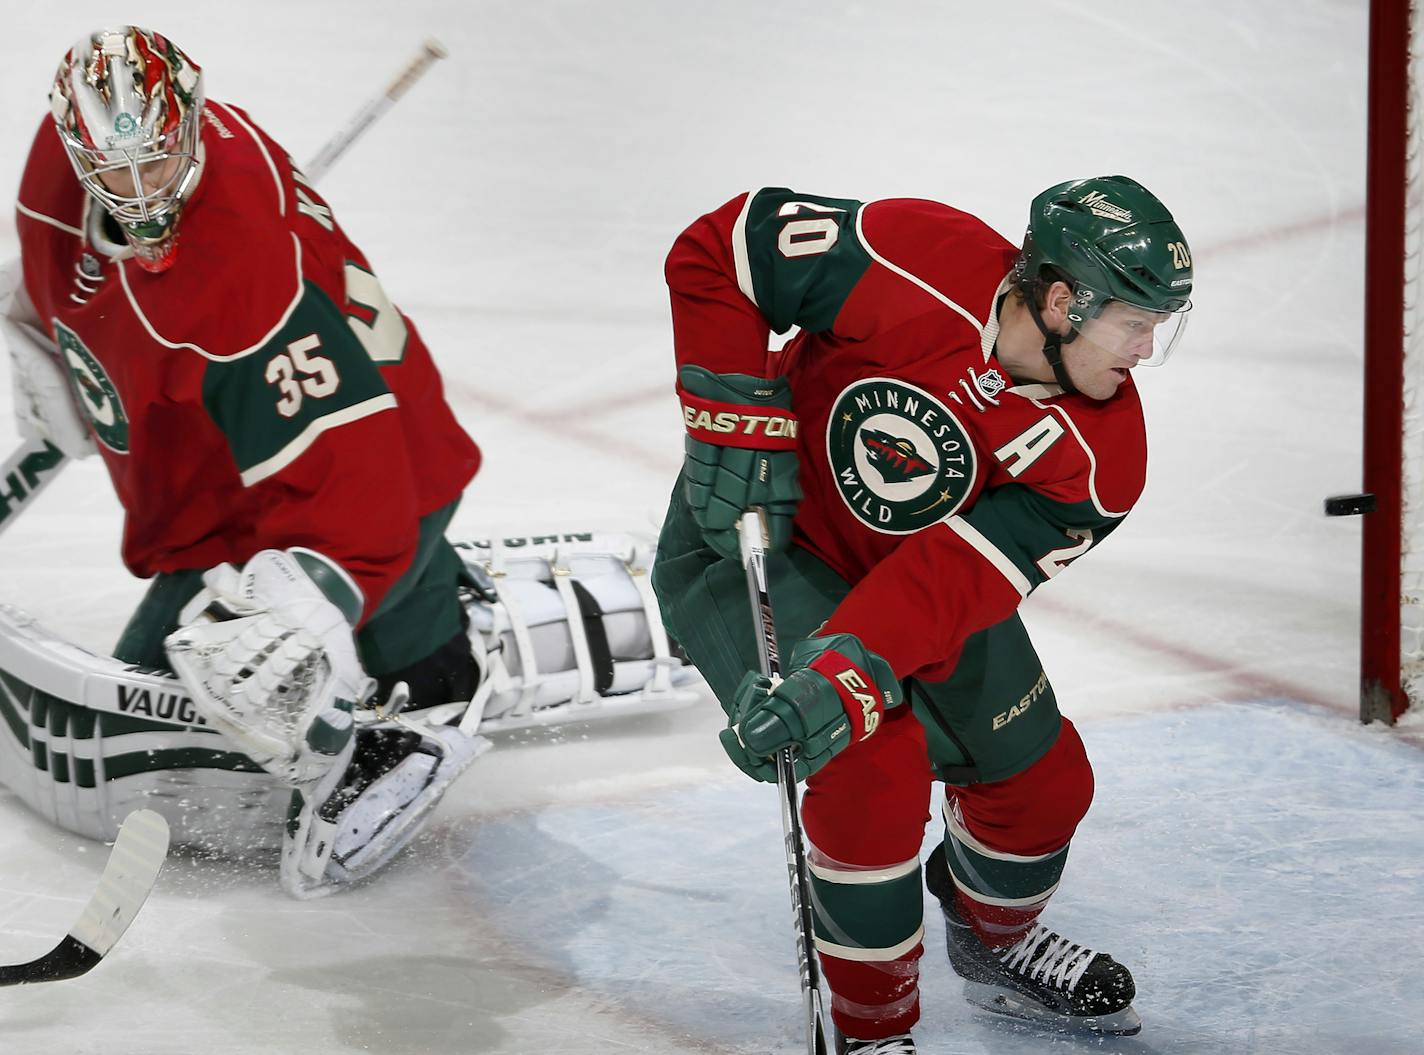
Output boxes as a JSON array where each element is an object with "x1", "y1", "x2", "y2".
[
  {"x1": 453, "y1": 533, "x2": 703, "y2": 734},
  {"x1": 493, "y1": 576, "x2": 542, "y2": 721},
  {"x1": 551, "y1": 552, "x2": 596, "y2": 706},
  {"x1": 279, "y1": 720, "x2": 487, "y2": 899},
  {"x1": 628, "y1": 556, "x2": 678, "y2": 697}
]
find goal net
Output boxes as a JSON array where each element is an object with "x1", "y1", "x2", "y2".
[{"x1": 1363, "y1": 0, "x2": 1424, "y2": 722}]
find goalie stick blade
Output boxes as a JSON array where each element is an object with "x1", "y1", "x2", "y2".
[{"x1": 0, "y1": 809, "x2": 169, "y2": 986}]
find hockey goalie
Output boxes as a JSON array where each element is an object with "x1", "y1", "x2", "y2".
[{"x1": 0, "y1": 26, "x2": 699, "y2": 899}]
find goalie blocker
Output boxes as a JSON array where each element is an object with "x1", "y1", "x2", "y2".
[{"x1": 0, "y1": 533, "x2": 700, "y2": 864}]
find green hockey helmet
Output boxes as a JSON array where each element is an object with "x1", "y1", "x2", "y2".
[{"x1": 1016, "y1": 175, "x2": 1193, "y2": 368}]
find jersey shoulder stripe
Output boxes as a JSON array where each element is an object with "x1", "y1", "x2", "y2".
[
  {"x1": 1006, "y1": 382, "x2": 1146, "y2": 518},
  {"x1": 208, "y1": 102, "x2": 286, "y2": 218},
  {"x1": 238, "y1": 394, "x2": 397, "y2": 485},
  {"x1": 202, "y1": 278, "x2": 394, "y2": 482},
  {"x1": 855, "y1": 203, "x2": 987, "y2": 337},
  {"x1": 836, "y1": 198, "x2": 1019, "y2": 349}
]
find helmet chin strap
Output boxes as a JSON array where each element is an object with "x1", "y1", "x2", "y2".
[{"x1": 1026, "y1": 294, "x2": 1079, "y2": 394}]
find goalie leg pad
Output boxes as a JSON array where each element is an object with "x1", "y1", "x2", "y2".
[
  {"x1": 279, "y1": 719, "x2": 487, "y2": 899},
  {"x1": 0, "y1": 602, "x2": 287, "y2": 853},
  {"x1": 450, "y1": 533, "x2": 703, "y2": 733}
]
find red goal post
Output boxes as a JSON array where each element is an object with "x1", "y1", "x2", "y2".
[{"x1": 1362, "y1": 0, "x2": 1423, "y2": 723}]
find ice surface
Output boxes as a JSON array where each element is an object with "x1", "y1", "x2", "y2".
[
  {"x1": 0, "y1": 2, "x2": 1418, "y2": 1053},
  {"x1": 468, "y1": 705, "x2": 1424, "y2": 1055}
]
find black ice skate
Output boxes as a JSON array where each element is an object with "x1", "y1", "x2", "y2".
[
  {"x1": 834, "y1": 1030, "x2": 916, "y2": 1055},
  {"x1": 925, "y1": 844, "x2": 1142, "y2": 1036}
]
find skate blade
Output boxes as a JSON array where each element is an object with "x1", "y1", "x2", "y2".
[{"x1": 962, "y1": 980, "x2": 1143, "y2": 1036}]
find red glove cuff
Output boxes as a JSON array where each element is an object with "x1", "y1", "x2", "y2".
[
  {"x1": 677, "y1": 383, "x2": 800, "y2": 451},
  {"x1": 807, "y1": 649, "x2": 889, "y2": 742}
]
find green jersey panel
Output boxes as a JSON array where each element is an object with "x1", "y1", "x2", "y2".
[
  {"x1": 741, "y1": 188, "x2": 873, "y2": 334},
  {"x1": 959, "y1": 485, "x2": 1124, "y2": 593},
  {"x1": 202, "y1": 280, "x2": 393, "y2": 481}
]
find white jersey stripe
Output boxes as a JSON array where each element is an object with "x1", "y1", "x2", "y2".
[
  {"x1": 980, "y1": 272, "x2": 1013, "y2": 359},
  {"x1": 118, "y1": 233, "x2": 306, "y2": 361},
  {"x1": 1018, "y1": 393, "x2": 1132, "y2": 519},
  {"x1": 807, "y1": 855, "x2": 921, "y2": 885},
  {"x1": 855, "y1": 204, "x2": 985, "y2": 336},
  {"x1": 731, "y1": 191, "x2": 757, "y2": 307},
  {"x1": 16, "y1": 201, "x2": 84, "y2": 239},
  {"x1": 814, "y1": 925, "x2": 926, "y2": 963},
  {"x1": 213, "y1": 102, "x2": 285, "y2": 218},
  {"x1": 951, "y1": 876, "x2": 1060, "y2": 910},
  {"x1": 239, "y1": 394, "x2": 398, "y2": 485},
  {"x1": 943, "y1": 801, "x2": 1063, "y2": 864},
  {"x1": 945, "y1": 517, "x2": 1032, "y2": 597}
]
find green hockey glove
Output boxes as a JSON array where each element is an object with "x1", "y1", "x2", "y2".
[
  {"x1": 718, "y1": 633, "x2": 902, "y2": 783},
  {"x1": 678, "y1": 364, "x2": 802, "y2": 560}
]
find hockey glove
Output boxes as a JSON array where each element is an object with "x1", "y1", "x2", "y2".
[
  {"x1": 164, "y1": 548, "x2": 368, "y2": 788},
  {"x1": 719, "y1": 633, "x2": 901, "y2": 783},
  {"x1": 678, "y1": 364, "x2": 802, "y2": 560}
]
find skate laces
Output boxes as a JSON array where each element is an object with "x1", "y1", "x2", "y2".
[
  {"x1": 998, "y1": 925, "x2": 1096, "y2": 992},
  {"x1": 844, "y1": 1034, "x2": 915, "y2": 1055}
]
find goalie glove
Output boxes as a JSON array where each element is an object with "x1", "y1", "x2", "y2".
[
  {"x1": 719, "y1": 633, "x2": 902, "y2": 783},
  {"x1": 678, "y1": 364, "x2": 802, "y2": 560},
  {"x1": 163, "y1": 548, "x2": 368, "y2": 788}
]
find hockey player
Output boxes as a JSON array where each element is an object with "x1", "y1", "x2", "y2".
[
  {"x1": 652, "y1": 178, "x2": 1192, "y2": 1052},
  {"x1": 3, "y1": 27, "x2": 697, "y2": 898},
  {"x1": 0, "y1": 27, "x2": 697, "y2": 899}
]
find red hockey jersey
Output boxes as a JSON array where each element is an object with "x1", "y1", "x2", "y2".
[
  {"x1": 15, "y1": 103, "x2": 480, "y2": 624},
  {"x1": 667, "y1": 189, "x2": 1147, "y2": 682}
]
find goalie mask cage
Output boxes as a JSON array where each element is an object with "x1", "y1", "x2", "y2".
[{"x1": 1364, "y1": 0, "x2": 1424, "y2": 723}]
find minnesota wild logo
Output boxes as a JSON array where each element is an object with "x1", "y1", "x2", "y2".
[
  {"x1": 827, "y1": 377, "x2": 976, "y2": 533},
  {"x1": 861, "y1": 429, "x2": 934, "y2": 482},
  {"x1": 53, "y1": 322, "x2": 129, "y2": 453}
]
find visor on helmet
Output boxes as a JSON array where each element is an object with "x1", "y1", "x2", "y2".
[{"x1": 1066, "y1": 283, "x2": 1192, "y2": 367}]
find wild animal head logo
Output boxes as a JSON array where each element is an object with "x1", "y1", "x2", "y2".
[
  {"x1": 860, "y1": 428, "x2": 934, "y2": 483},
  {"x1": 53, "y1": 321, "x2": 129, "y2": 453},
  {"x1": 827, "y1": 377, "x2": 977, "y2": 534}
]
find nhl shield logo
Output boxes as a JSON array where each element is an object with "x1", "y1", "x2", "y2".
[
  {"x1": 53, "y1": 321, "x2": 129, "y2": 453},
  {"x1": 827, "y1": 377, "x2": 977, "y2": 534}
]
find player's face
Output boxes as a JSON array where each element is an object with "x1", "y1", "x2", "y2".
[
  {"x1": 1064, "y1": 301, "x2": 1166, "y2": 400},
  {"x1": 94, "y1": 153, "x2": 184, "y2": 202}
]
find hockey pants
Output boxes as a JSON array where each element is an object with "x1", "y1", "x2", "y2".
[
  {"x1": 113, "y1": 500, "x2": 469, "y2": 688},
  {"x1": 652, "y1": 480, "x2": 1096, "y2": 1040}
]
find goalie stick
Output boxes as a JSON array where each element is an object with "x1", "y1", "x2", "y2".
[
  {"x1": 0, "y1": 436, "x2": 62, "y2": 538},
  {"x1": 738, "y1": 509, "x2": 830, "y2": 1055},
  {"x1": 0, "y1": 38, "x2": 449, "y2": 539},
  {"x1": 0, "y1": 809, "x2": 169, "y2": 986}
]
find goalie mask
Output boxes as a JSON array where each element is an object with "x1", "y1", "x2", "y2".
[
  {"x1": 49, "y1": 27, "x2": 205, "y2": 274},
  {"x1": 1015, "y1": 175, "x2": 1193, "y2": 384}
]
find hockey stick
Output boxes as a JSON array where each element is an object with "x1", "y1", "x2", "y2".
[
  {"x1": 0, "y1": 809, "x2": 169, "y2": 985},
  {"x1": 304, "y1": 38, "x2": 447, "y2": 181},
  {"x1": 0, "y1": 38, "x2": 449, "y2": 539},
  {"x1": 0, "y1": 437, "x2": 64, "y2": 538},
  {"x1": 737, "y1": 509, "x2": 830, "y2": 1055}
]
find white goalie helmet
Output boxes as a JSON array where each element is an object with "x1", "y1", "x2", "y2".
[{"x1": 49, "y1": 27, "x2": 205, "y2": 273}]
